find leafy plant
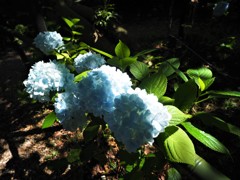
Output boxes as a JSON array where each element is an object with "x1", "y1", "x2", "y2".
[
  {"x1": 62, "y1": 17, "x2": 84, "y2": 43},
  {"x1": 94, "y1": 0, "x2": 118, "y2": 28},
  {"x1": 24, "y1": 15, "x2": 240, "y2": 179}
]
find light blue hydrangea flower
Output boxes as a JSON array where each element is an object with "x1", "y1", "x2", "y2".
[
  {"x1": 74, "y1": 52, "x2": 106, "y2": 74},
  {"x1": 23, "y1": 60, "x2": 75, "y2": 102},
  {"x1": 76, "y1": 65, "x2": 132, "y2": 117},
  {"x1": 54, "y1": 91, "x2": 87, "y2": 131},
  {"x1": 33, "y1": 31, "x2": 64, "y2": 55},
  {"x1": 104, "y1": 88, "x2": 172, "y2": 152}
]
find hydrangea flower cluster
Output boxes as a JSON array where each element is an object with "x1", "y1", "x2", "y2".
[
  {"x1": 53, "y1": 64, "x2": 132, "y2": 131},
  {"x1": 54, "y1": 90, "x2": 87, "y2": 131},
  {"x1": 74, "y1": 52, "x2": 106, "y2": 74},
  {"x1": 34, "y1": 31, "x2": 64, "y2": 55},
  {"x1": 64, "y1": 64, "x2": 171, "y2": 152},
  {"x1": 24, "y1": 58, "x2": 171, "y2": 151},
  {"x1": 76, "y1": 65, "x2": 132, "y2": 117},
  {"x1": 104, "y1": 88, "x2": 171, "y2": 152},
  {"x1": 23, "y1": 60, "x2": 74, "y2": 102}
]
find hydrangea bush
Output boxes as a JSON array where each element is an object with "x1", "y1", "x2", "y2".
[
  {"x1": 23, "y1": 18, "x2": 240, "y2": 179},
  {"x1": 24, "y1": 41, "x2": 171, "y2": 150}
]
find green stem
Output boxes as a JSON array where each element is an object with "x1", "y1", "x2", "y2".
[
  {"x1": 199, "y1": 91, "x2": 209, "y2": 97},
  {"x1": 187, "y1": 154, "x2": 230, "y2": 180},
  {"x1": 89, "y1": 46, "x2": 114, "y2": 59},
  {"x1": 195, "y1": 97, "x2": 211, "y2": 104}
]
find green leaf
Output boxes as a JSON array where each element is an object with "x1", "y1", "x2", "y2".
[
  {"x1": 83, "y1": 124, "x2": 99, "y2": 142},
  {"x1": 118, "y1": 150, "x2": 139, "y2": 165},
  {"x1": 42, "y1": 111, "x2": 57, "y2": 129},
  {"x1": 194, "y1": 112, "x2": 240, "y2": 137},
  {"x1": 176, "y1": 69, "x2": 188, "y2": 82},
  {"x1": 61, "y1": 53, "x2": 69, "y2": 58},
  {"x1": 129, "y1": 61, "x2": 149, "y2": 80},
  {"x1": 72, "y1": 30, "x2": 82, "y2": 35},
  {"x1": 173, "y1": 83, "x2": 179, "y2": 92},
  {"x1": 203, "y1": 77, "x2": 215, "y2": 90},
  {"x1": 166, "y1": 105, "x2": 192, "y2": 126},
  {"x1": 107, "y1": 57, "x2": 122, "y2": 69},
  {"x1": 187, "y1": 68, "x2": 215, "y2": 91},
  {"x1": 158, "y1": 58, "x2": 188, "y2": 82},
  {"x1": 67, "y1": 149, "x2": 81, "y2": 163},
  {"x1": 126, "y1": 164, "x2": 135, "y2": 173},
  {"x1": 115, "y1": 40, "x2": 130, "y2": 58},
  {"x1": 181, "y1": 122, "x2": 229, "y2": 154},
  {"x1": 159, "y1": 58, "x2": 180, "y2": 77},
  {"x1": 197, "y1": 77, "x2": 205, "y2": 91},
  {"x1": 138, "y1": 157, "x2": 145, "y2": 170},
  {"x1": 108, "y1": 56, "x2": 137, "y2": 71},
  {"x1": 157, "y1": 126, "x2": 196, "y2": 165},
  {"x1": 121, "y1": 57, "x2": 137, "y2": 70},
  {"x1": 141, "y1": 155, "x2": 157, "y2": 174},
  {"x1": 80, "y1": 142, "x2": 99, "y2": 161},
  {"x1": 74, "y1": 70, "x2": 90, "y2": 82},
  {"x1": 71, "y1": 18, "x2": 81, "y2": 24},
  {"x1": 55, "y1": 53, "x2": 65, "y2": 60},
  {"x1": 139, "y1": 72, "x2": 167, "y2": 99},
  {"x1": 173, "y1": 79, "x2": 198, "y2": 112},
  {"x1": 63, "y1": 37, "x2": 71, "y2": 41},
  {"x1": 79, "y1": 41, "x2": 89, "y2": 48},
  {"x1": 159, "y1": 96, "x2": 175, "y2": 105},
  {"x1": 205, "y1": 90, "x2": 240, "y2": 98},
  {"x1": 187, "y1": 67, "x2": 213, "y2": 80},
  {"x1": 62, "y1": 17, "x2": 74, "y2": 28},
  {"x1": 167, "y1": 168, "x2": 182, "y2": 180}
]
